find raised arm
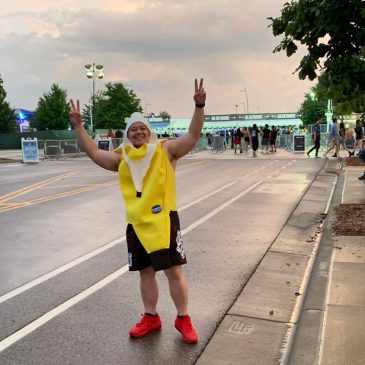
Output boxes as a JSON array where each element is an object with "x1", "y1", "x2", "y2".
[
  {"x1": 69, "y1": 99, "x2": 121, "y2": 171},
  {"x1": 164, "y1": 78, "x2": 206, "y2": 161}
]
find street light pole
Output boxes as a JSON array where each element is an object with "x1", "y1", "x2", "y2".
[
  {"x1": 240, "y1": 102, "x2": 246, "y2": 114},
  {"x1": 240, "y1": 89, "x2": 249, "y2": 114},
  {"x1": 144, "y1": 102, "x2": 151, "y2": 116},
  {"x1": 85, "y1": 63, "x2": 104, "y2": 131}
]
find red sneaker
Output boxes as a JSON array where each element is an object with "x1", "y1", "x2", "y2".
[
  {"x1": 129, "y1": 313, "x2": 162, "y2": 338},
  {"x1": 175, "y1": 315, "x2": 198, "y2": 344}
]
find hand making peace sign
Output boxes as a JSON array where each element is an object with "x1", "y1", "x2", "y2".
[
  {"x1": 69, "y1": 99, "x2": 83, "y2": 127},
  {"x1": 193, "y1": 78, "x2": 206, "y2": 106}
]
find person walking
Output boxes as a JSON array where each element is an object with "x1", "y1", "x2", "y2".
[
  {"x1": 233, "y1": 128, "x2": 243, "y2": 154},
  {"x1": 250, "y1": 124, "x2": 259, "y2": 157},
  {"x1": 68, "y1": 78, "x2": 206, "y2": 344},
  {"x1": 338, "y1": 121, "x2": 354, "y2": 157},
  {"x1": 242, "y1": 127, "x2": 250, "y2": 154},
  {"x1": 307, "y1": 117, "x2": 322, "y2": 158},
  {"x1": 354, "y1": 119, "x2": 364, "y2": 155},
  {"x1": 358, "y1": 148, "x2": 365, "y2": 180},
  {"x1": 261, "y1": 124, "x2": 270, "y2": 153},
  {"x1": 323, "y1": 117, "x2": 340, "y2": 158},
  {"x1": 269, "y1": 125, "x2": 277, "y2": 152}
]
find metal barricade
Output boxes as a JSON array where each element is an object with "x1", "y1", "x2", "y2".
[
  {"x1": 211, "y1": 136, "x2": 226, "y2": 153},
  {"x1": 44, "y1": 139, "x2": 85, "y2": 159},
  {"x1": 111, "y1": 138, "x2": 123, "y2": 150},
  {"x1": 191, "y1": 137, "x2": 209, "y2": 153},
  {"x1": 44, "y1": 140, "x2": 62, "y2": 159}
]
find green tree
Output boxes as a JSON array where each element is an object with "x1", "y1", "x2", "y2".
[
  {"x1": 96, "y1": 83, "x2": 142, "y2": 129},
  {"x1": 299, "y1": 88, "x2": 327, "y2": 125},
  {"x1": 269, "y1": 0, "x2": 365, "y2": 110},
  {"x1": 0, "y1": 76, "x2": 16, "y2": 133},
  {"x1": 32, "y1": 84, "x2": 70, "y2": 131},
  {"x1": 159, "y1": 110, "x2": 171, "y2": 120}
]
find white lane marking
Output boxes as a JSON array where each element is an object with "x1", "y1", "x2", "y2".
[
  {"x1": 178, "y1": 180, "x2": 238, "y2": 211},
  {"x1": 0, "y1": 164, "x2": 22, "y2": 168},
  {"x1": 0, "y1": 179, "x2": 263, "y2": 352},
  {"x1": 1, "y1": 157, "x2": 274, "y2": 304},
  {"x1": 181, "y1": 181, "x2": 262, "y2": 235},
  {"x1": 0, "y1": 266, "x2": 129, "y2": 353},
  {"x1": 0, "y1": 179, "x2": 242, "y2": 305},
  {"x1": 0, "y1": 236, "x2": 126, "y2": 304}
]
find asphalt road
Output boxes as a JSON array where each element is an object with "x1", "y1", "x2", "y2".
[{"x1": 0, "y1": 156, "x2": 326, "y2": 364}]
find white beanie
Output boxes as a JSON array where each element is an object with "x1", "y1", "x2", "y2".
[
  {"x1": 125, "y1": 112, "x2": 158, "y2": 144},
  {"x1": 120, "y1": 112, "x2": 159, "y2": 194}
]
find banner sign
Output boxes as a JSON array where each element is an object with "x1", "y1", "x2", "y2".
[{"x1": 21, "y1": 138, "x2": 40, "y2": 163}]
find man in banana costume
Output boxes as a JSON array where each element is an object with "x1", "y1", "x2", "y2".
[{"x1": 69, "y1": 78, "x2": 206, "y2": 344}]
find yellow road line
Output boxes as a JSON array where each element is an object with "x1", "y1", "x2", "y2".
[
  {"x1": 0, "y1": 171, "x2": 78, "y2": 203},
  {"x1": 177, "y1": 160, "x2": 207, "y2": 170},
  {"x1": 0, "y1": 181, "x2": 118, "y2": 213}
]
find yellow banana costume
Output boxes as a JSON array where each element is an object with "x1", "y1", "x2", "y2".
[{"x1": 115, "y1": 113, "x2": 177, "y2": 264}]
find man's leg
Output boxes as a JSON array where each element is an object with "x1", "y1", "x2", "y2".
[
  {"x1": 129, "y1": 266, "x2": 161, "y2": 338},
  {"x1": 315, "y1": 139, "x2": 320, "y2": 156},
  {"x1": 140, "y1": 266, "x2": 159, "y2": 314},
  {"x1": 335, "y1": 140, "x2": 340, "y2": 156},
  {"x1": 164, "y1": 265, "x2": 188, "y2": 315},
  {"x1": 358, "y1": 150, "x2": 365, "y2": 180},
  {"x1": 165, "y1": 265, "x2": 198, "y2": 344},
  {"x1": 307, "y1": 145, "x2": 315, "y2": 156}
]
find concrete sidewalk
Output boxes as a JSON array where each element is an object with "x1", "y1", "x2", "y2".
[
  {"x1": 316, "y1": 165, "x2": 365, "y2": 365},
  {"x1": 283, "y1": 162, "x2": 365, "y2": 365}
]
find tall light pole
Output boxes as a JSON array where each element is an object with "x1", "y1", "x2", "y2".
[
  {"x1": 240, "y1": 89, "x2": 249, "y2": 114},
  {"x1": 85, "y1": 63, "x2": 104, "y2": 131},
  {"x1": 240, "y1": 102, "x2": 246, "y2": 114},
  {"x1": 144, "y1": 102, "x2": 151, "y2": 116},
  {"x1": 235, "y1": 104, "x2": 239, "y2": 114}
]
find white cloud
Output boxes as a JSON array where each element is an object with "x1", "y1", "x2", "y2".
[{"x1": 0, "y1": 0, "x2": 314, "y2": 116}]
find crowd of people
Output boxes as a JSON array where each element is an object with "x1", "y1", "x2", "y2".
[
  {"x1": 306, "y1": 117, "x2": 365, "y2": 180},
  {"x1": 102, "y1": 119, "x2": 365, "y2": 179},
  {"x1": 206, "y1": 124, "x2": 296, "y2": 157}
]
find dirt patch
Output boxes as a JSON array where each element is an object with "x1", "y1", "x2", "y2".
[
  {"x1": 0, "y1": 158, "x2": 21, "y2": 164},
  {"x1": 333, "y1": 204, "x2": 365, "y2": 236},
  {"x1": 345, "y1": 157, "x2": 365, "y2": 167}
]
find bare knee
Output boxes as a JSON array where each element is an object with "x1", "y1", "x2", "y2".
[
  {"x1": 140, "y1": 266, "x2": 156, "y2": 282},
  {"x1": 164, "y1": 265, "x2": 184, "y2": 282}
]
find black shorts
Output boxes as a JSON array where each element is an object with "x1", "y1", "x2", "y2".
[{"x1": 126, "y1": 211, "x2": 187, "y2": 271}]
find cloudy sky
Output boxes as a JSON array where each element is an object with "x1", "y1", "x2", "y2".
[{"x1": 0, "y1": 0, "x2": 314, "y2": 117}]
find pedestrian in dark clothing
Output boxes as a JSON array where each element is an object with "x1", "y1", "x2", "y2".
[
  {"x1": 115, "y1": 128, "x2": 124, "y2": 139},
  {"x1": 358, "y1": 149, "x2": 365, "y2": 180},
  {"x1": 307, "y1": 117, "x2": 322, "y2": 158},
  {"x1": 250, "y1": 124, "x2": 259, "y2": 157}
]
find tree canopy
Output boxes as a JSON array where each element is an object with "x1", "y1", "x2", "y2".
[
  {"x1": 94, "y1": 83, "x2": 142, "y2": 129},
  {"x1": 159, "y1": 110, "x2": 171, "y2": 120},
  {"x1": 298, "y1": 88, "x2": 327, "y2": 125},
  {"x1": 269, "y1": 0, "x2": 365, "y2": 111},
  {"x1": 32, "y1": 84, "x2": 70, "y2": 131},
  {"x1": 0, "y1": 76, "x2": 16, "y2": 134}
]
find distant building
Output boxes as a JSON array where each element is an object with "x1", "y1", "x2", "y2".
[{"x1": 140, "y1": 112, "x2": 303, "y2": 136}]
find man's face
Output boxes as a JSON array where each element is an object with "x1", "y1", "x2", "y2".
[{"x1": 127, "y1": 122, "x2": 151, "y2": 148}]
